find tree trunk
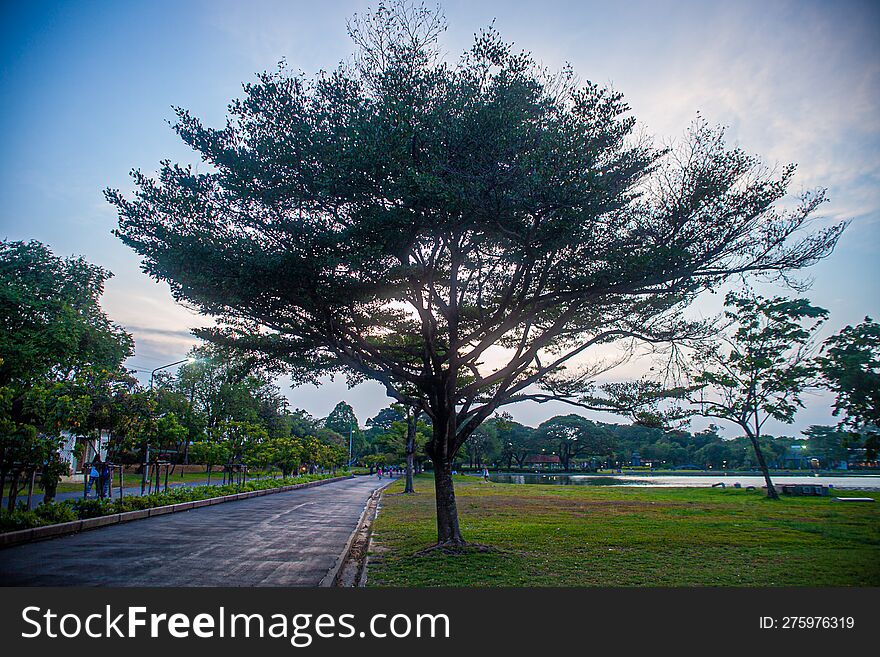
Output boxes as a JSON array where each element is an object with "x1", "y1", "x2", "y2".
[
  {"x1": 404, "y1": 412, "x2": 417, "y2": 494},
  {"x1": 746, "y1": 432, "x2": 778, "y2": 499},
  {"x1": 43, "y1": 476, "x2": 57, "y2": 503},
  {"x1": 431, "y1": 457, "x2": 464, "y2": 546},
  {"x1": 7, "y1": 469, "x2": 20, "y2": 511},
  {"x1": 405, "y1": 450, "x2": 415, "y2": 493},
  {"x1": 26, "y1": 469, "x2": 36, "y2": 510},
  {"x1": 141, "y1": 444, "x2": 149, "y2": 495}
]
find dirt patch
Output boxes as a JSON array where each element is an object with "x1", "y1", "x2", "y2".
[
  {"x1": 413, "y1": 542, "x2": 505, "y2": 557},
  {"x1": 333, "y1": 488, "x2": 384, "y2": 587}
]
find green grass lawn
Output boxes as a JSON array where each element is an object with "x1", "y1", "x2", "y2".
[{"x1": 367, "y1": 474, "x2": 880, "y2": 587}]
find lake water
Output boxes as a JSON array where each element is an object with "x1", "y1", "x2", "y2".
[{"x1": 488, "y1": 473, "x2": 880, "y2": 490}]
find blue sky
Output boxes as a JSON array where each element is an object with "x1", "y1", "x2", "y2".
[{"x1": 1, "y1": 0, "x2": 878, "y2": 435}]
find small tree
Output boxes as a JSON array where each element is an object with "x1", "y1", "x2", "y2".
[
  {"x1": 802, "y1": 425, "x2": 851, "y2": 468},
  {"x1": 189, "y1": 440, "x2": 228, "y2": 485},
  {"x1": 261, "y1": 435, "x2": 303, "y2": 477},
  {"x1": 688, "y1": 292, "x2": 828, "y2": 498},
  {"x1": 324, "y1": 401, "x2": 363, "y2": 461},
  {"x1": 463, "y1": 423, "x2": 497, "y2": 469},
  {"x1": 494, "y1": 413, "x2": 536, "y2": 469},
  {"x1": 209, "y1": 420, "x2": 267, "y2": 483}
]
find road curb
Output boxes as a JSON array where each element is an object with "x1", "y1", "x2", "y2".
[
  {"x1": 0, "y1": 475, "x2": 353, "y2": 549},
  {"x1": 320, "y1": 477, "x2": 395, "y2": 587}
]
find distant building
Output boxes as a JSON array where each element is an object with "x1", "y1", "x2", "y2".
[
  {"x1": 526, "y1": 454, "x2": 562, "y2": 469},
  {"x1": 782, "y1": 446, "x2": 813, "y2": 469},
  {"x1": 58, "y1": 430, "x2": 109, "y2": 482}
]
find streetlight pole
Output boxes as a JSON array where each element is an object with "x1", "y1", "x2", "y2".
[
  {"x1": 349, "y1": 425, "x2": 353, "y2": 468},
  {"x1": 149, "y1": 358, "x2": 193, "y2": 390},
  {"x1": 144, "y1": 357, "x2": 194, "y2": 493}
]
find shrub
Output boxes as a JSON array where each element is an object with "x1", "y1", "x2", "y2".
[
  {"x1": 33, "y1": 502, "x2": 77, "y2": 525},
  {"x1": 69, "y1": 498, "x2": 113, "y2": 519}
]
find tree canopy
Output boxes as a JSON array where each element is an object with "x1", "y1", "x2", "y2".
[
  {"x1": 818, "y1": 318, "x2": 880, "y2": 432},
  {"x1": 0, "y1": 240, "x2": 133, "y2": 387},
  {"x1": 535, "y1": 414, "x2": 614, "y2": 470}
]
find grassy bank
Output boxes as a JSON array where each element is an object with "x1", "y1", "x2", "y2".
[{"x1": 367, "y1": 474, "x2": 880, "y2": 586}]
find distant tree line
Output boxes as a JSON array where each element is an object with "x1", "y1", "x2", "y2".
[{"x1": 355, "y1": 407, "x2": 872, "y2": 473}]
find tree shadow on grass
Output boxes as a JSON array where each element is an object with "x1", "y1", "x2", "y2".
[{"x1": 413, "y1": 542, "x2": 507, "y2": 557}]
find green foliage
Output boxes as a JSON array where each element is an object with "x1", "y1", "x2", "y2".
[
  {"x1": 535, "y1": 414, "x2": 615, "y2": 470},
  {"x1": 373, "y1": 416, "x2": 430, "y2": 465},
  {"x1": 0, "y1": 241, "x2": 135, "y2": 498},
  {"x1": 106, "y1": 1, "x2": 845, "y2": 541},
  {"x1": 259, "y1": 434, "x2": 303, "y2": 476},
  {"x1": 69, "y1": 497, "x2": 114, "y2": 519},
  {"x1": 0, "y1": 501, "x2": 78, "y2": 532},
  {"x1": 802, "y1": 425, "x2": 852, "y2": 465},
  {"x1": 491, "y1": 413, "x2": 534, "y2": 468},
  {"x1": 818, "y1": 317, "x2": 880, "y2": 432},
  {"x1": 688, "y1": 292, "x2": 829, "y2": 495},
  {"x1": 170, "y1": 344, "x2": 287, "y2": 430},
  {"x1": 325, "y1": 401, "x2": 359, "y2": 436},
  {"x1": 692, "y1": 292, "x2": 828, "y2": 432},
  {"x1": 0, "y1": 240, "x2": 133, "y2": 388}
]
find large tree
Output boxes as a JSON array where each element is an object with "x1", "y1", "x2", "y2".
[
  {"x1": 536, "y1": 415, "x2": 614, "y2": 471},
  {"x1": 0, "y1": 240, "x2": 133, "y2": 389},
  {"x1": 108, "y1": 2, "x2": 843, "y2": 545},
  {"x1": 1, "y1": 240, "x2": 134, "y2": 504},
  {"x1": 817, "y1": 318, "x2": 880, "y2": 462},
  {"x1": 818, "y1": 319, "x2": 879, "y2": 428}
]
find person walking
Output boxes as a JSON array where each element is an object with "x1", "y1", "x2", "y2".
[
  {"x1": 85, "y1": 460, "x2": 100, "y2": 499},
  {"x1": 100, "y1": 461, "x2": 112, "y2": 498}
]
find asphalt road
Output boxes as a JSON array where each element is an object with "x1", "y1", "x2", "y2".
[{"x1": 0, "y1": 475, "x2": 388, "y2": 586}]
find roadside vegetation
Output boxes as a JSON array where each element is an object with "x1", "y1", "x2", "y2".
[{"x1": 0, "y1": 472, "x2": 339, "y2": 534}]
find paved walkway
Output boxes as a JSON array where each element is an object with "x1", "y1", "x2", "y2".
[{"x1": 0, "y1": 476, "x2": 389, "y2": 586}]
